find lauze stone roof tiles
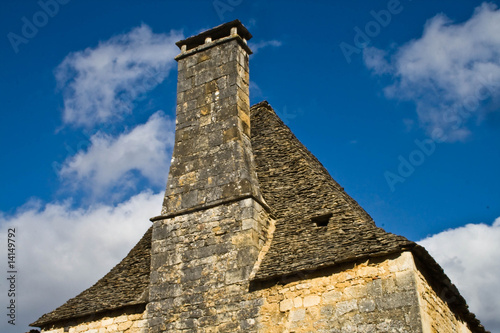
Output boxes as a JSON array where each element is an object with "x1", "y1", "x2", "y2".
[{"x1": 31, "y1": 227, "x2": 152, "y2": 327}]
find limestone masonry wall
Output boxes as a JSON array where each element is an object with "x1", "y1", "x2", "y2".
[
  {"x1": 257, "y1": 251, "x2": 423, "y2": 333},
  {"x1": 415, "y1": 259, "x2": 472, "y2": 333},
  {"x1": 41, "y1": 309, "x2": 148, "y2": 333},
  {"x1": 148, "y1": 198, "x2": 273, "y2": 332}
]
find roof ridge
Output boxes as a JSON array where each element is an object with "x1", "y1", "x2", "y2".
[{"x1": 250, "y1": 100, "x2": 272, "y2": 110}]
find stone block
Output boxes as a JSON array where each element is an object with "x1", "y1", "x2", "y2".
[
  {"x1": 397, "y1": 251, "x2": 415, "y2": 271},
  {"x1": 105, "y1": 324, "x2": 117, "y2": 331},
  {"x1": 101, "y1": 318, "x2": 113, "y2": 326},
  {"x1": 366, "y1": 278, "x2": 383, "y2": 297},
  {"x1": 289, "y1": 308, "x2": 306, "y2": 322},
  {"x1": 358, "y1": 298, "x2": 376, "y2": 312},
  {"x1": 336, "y1": 299, "x2": 358, "y2": 316},
  {"x1": 117, "y1": 321, "x2": 133, "y2": 331},
  {"x1": 177, "y1": 77, "x2": 192, "y2": 92},
  {"x1": 376, "y1": 291, "x2": 416, "y2": 310},
  {"x1": 280, "y1": 299, "x2": 293, "y2": 312},
  {"x1": 382, "y1": 277, "x2": 397, "y2": 293},
  {"x1": 345, "y1": 284, "x2": 366, "y2": 298},
  {"x1": 323, "y1": 290, "x2": 342, "y2": 303},
  {"x1": 395, "y1": 270, "x2": 415, "y2": 290},
  {"x1": 303, "y1": 295, "x2": 320, "y2": 307},
  {"x1": 242, "y1": 218, "x2": 257, "y2": 230}
]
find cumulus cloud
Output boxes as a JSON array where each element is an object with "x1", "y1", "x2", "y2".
[
  {"x1": 56, "y1": 24, "x2": 182, "y2": 127},
  {"x1": 249, "y1": 39, "x2": 282, "y2": 54},
  {"x1": 419, "y1": 217, "x2": 500, "y2": 332},
  {"x1": 0, "y1": 190, "x2": 163, "y2": 332},
  {"x1": 364, "y1": 3, "x2": 500, "y2": 142},
  {"x1": 60, "y1": 111, "x2": 175, "y2": 196}
]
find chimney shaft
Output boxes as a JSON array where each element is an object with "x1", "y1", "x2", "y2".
[
  {"x1": 148, "y1": 21, "x2": 274, "y2": 332},
  {"x1": 161, "y1": 20, "x2": 265, "y2": 216}
]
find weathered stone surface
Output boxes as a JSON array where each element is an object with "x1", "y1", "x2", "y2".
[
  {"x1": 415, "y1": 255, "x2": 475, "y2": 333},
  {"x1": 249, "y1": 101, "x2": 414, "y2": 282},
  {"x1": 257, "y1": 252, "x2": 423, "y2": 333},
  {"x1": 39, "y1": 308, "x2": 148, "y2": 333},
  {"x1": 148, "y1": 199, "x2": 273, "y2": 332},
  {"x1": 160, "y1": 23, "x2": 264, "y2": 215}
]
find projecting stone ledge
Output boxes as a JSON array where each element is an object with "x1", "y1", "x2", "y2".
[{"x1": 175, "y1": 19, "x2": 252, "y2": 57}]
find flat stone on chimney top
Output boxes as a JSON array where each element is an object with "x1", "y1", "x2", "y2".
[{"x1": 175, "y1": 19, "x2": 252, "y2": 55}]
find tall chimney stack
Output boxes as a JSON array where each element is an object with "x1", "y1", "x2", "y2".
[
  {"x1": 161, "y1": 19, "x2": 265, "y2": 215},
  {"x1": 148, "y1": 21, "x2": 273, "y2": 332}
]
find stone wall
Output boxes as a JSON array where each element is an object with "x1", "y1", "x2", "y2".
[
  {"x1": 257, "y1": 251, "x2": 423, "y2": 333},
  {"x1": 41, "y1": 250, "x2": 475, "y2": 333},
  {"x1": 414, "y1": 259, "x2": 472, "y2": 333},
  {"x1": 147, "y1": 198, "x2": 273, "y2": 332},
  {"x1": 41, "y1": 308, "x2": 148, "y2": 333}
]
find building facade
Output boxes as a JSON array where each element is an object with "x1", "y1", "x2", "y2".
[{"x1": 32, "y1": 20, "x2": 487, "y2": 333}]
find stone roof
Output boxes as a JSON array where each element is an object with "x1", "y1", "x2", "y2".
[
  {"x1": 249, "y1": 101, "x2": 414, "y2": 281},
  {"x1": 31, "y1": 227, "x2": 152, "y2": 328},
  {"x1": 250, "y1": 101, "x2": 487, "y2": 333},
  {"x1": 32, "y1": 101, "x2": 487, "y2": 332}
]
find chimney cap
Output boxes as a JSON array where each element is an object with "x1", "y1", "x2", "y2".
[{"x1": 176, "y1": 19, "x2": 252, "y2": 51}]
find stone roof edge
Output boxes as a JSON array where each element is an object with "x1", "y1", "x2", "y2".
[
  {"x1": 30, "y1": 228, "x2": 152, "y2": 328},
  {"x1": 411, "y1": 245, "x2": 489, "y2": 333},
  {"x1": 30, "y1": 300, "x2": 147, "y2": 328},
  {"x1": 250, "y1": 243, "x2": 415, "y2": 284}
]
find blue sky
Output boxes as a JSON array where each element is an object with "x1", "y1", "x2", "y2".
[{"x1": 1, "y1": 0, "x2": 500, "y2": 331}]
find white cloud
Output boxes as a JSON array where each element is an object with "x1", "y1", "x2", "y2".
[
  {"x1": 364, "y1": 3, "x2": 500, "y2": 142},
  {"x1": 250, "y1": 80, "x2": 262, "y2": 98},
  {"x1": 249, "y1": 39, "x2": 282, "y2": 54},
  {"x1": 56, "y1": 24, "x2": 182, "y2": 127},
  {"x1": 0, "y1": 190, "x2": 163, "y2": 332},
  {"x1": 363, "y1": 47, "x2": 391, "y2": 75},
  {"x1": 419, "y1": 217, "x2": 500, "y2": 332},
  {"x1": 60, "y1": 111, "x2": 175, "y2": 196}
]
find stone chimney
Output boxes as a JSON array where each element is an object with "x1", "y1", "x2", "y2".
[
  {"x1": 148, "y1": 20, "x2": 273, "y2": 332},
  {"x1": 160, "y1": 19, "x2": 265, "y2": 215}
]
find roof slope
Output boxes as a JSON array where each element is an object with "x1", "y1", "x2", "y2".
[
  {"x1": 250, "y1": 101, "x2": 413, "y2": 281},
  {"x1": 31, "y1": 227, "x2": 152, "y2": 328},
  {"x1": 250, "y1": 101, "x2": 487, "y2": 333}
]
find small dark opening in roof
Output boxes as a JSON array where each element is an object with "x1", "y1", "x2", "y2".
[{"x1": 312, "y1": 213, "x2": 332, "y2": 227}]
